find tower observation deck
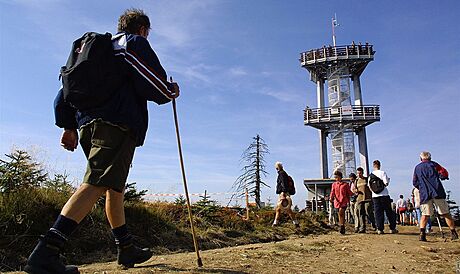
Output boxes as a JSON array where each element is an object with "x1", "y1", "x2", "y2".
[{"x1": 300, "y1": 43, "x2": 379, "y2": 207}]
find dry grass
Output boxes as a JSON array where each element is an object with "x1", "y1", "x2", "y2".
[{"x1": 0, "y1": 192, "x2": 328, "y2": 272}]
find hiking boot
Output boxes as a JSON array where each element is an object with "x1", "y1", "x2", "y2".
[
  {"x1": 390, "y1": 229, "x2": 399, "y2": 234},
  {"x1": 419, "y1": 232, "x2": 427, "y2": 242},
  {"x1": 354, "y1": 228, "x2": 359, "y2": 233},
  {"x1": 358, "y1": 229, "x2": 366, "y2": 234},
  {"x1": 340, "y1": 225, "x2": 345, "y2": 235},
  {"x1": 24, "y1": 235, "x2": 79, "y2": 274},
  {"x1": 117, "y1": 243, "x2": 153, "y2": 268},
  {"x1": 451, "y1": 229, "x2": 459, "y2": 241},
  {"x1": 377, "y1": 230, "x2": 384, "y2": 235}
]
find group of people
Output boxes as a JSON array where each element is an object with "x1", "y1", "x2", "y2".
[
  {"x1": 328, "y1": 160, "x2": 397, "y2": 235},
  {"x1": 395, "y1": 192, "x2": 427, "y2": 227},
  {"x1": 326, "y1": 152, "x2": 458, "y2": 242},
  {"x1": 21, "y1": 7, "x2": 458, "y2": 274}
]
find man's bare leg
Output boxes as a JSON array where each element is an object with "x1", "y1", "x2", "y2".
[
  {"x1": 106, "y1": 188, "x2": 126, "y2": 228},
  {"x1": 61, "y1": 183, "x2": 108, "y2": 223}
]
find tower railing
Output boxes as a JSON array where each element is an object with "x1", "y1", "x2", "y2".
[
  {"x1": 300, "y1": 44, "x2": 374, "y2": 65},
  {"x1": 304, "y1": 105, "x2": 380, "y2": 124}
]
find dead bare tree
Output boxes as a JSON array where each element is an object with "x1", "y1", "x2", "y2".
[{"x1": 231, "y1": 135, "x2": 270, "y2": 208}]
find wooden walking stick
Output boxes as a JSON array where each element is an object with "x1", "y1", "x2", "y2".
[{"x1": 170, "y1": 77, "x2": 203, "y2": 267}]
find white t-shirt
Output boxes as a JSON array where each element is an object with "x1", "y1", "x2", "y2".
[
  {"x1": 369, "y1": 169, "x2": 390, "y2": 197},
  {"x1": 396, "y1": 198, "x2": 407, "y2": 209}
]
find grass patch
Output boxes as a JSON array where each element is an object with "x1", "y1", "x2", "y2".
[{"x1": 0, "y1": 190, "x2": 329, "y2": 271}]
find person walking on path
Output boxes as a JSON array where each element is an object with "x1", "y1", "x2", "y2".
[
  {"x1": 272, "y1": 162, "x2": 299, "y2": 228},
  {"x1": 25, "y1": 9, "x2": 180, "y2": 274},
  {"x1": 349, "y1": 173, "x2": 359, "y2": 232},
  {"x1": 396, "y1": 195, "x2": 408, "y2": 225},
  {"x1": 406, "y1": 197, "x2": 415, "y2": 225},
  {"x1": 352, "y1": 167, "x2": 376, "y2": 233},
  {"x1": 369, "y1": 160, "x2": 398, "y2": 235},
  {"x1": 413, "y1": 151, "x2": 458, "y2": 241},
  {"x1": 330, "y1": 171, "x2": 354, "y2": 234}
]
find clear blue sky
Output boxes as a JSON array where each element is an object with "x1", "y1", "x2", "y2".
[{"x1": 1, "y1": 0, "x2": 459, "y2": 208}]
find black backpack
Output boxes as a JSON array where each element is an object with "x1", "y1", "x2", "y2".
[
  {"x1": 287, "y1": 175, "x2": 296, "y2": 195},
  {"x1": 368, "y1": 173, "x2": 385, "y2": 194},
  {"x1": 60, "y1": 32, "x2": 124, "y2": 111}
]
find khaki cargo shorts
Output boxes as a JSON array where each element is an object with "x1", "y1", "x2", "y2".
[
  {"x1": 420, "y1": 198, "x2": 450, "y2": 216},
  {"x1": 79, "y1": 119, "x2": 136, "y2": 193}
]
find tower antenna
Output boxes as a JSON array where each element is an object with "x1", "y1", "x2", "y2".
[{"x1": 332, "y1": 13, "x2": 339, "y2": 47}]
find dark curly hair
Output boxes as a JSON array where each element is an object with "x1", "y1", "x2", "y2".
[
  {"x1": 334, "y1": 170, "x2": 343, "y2": 179},
  {"x1": 118, "y1": 8, "x2": 150, "y2": 34}
]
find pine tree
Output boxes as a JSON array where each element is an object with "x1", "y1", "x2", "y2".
[
  {"x1": 124, "y1": 182, "x2": 147, "y2": 202},
  {"x1": 174, "y1": 195, "x2": 187, "y2": 206},
  {"x1": 194, "y1": 190, "x2": 220, "y2": 218},
  {"x1": 232, "y1": 135, "x2": 270, "y2": 208},
  {"x1": 0, "y1": 150, "x2": 48, "y2": 193}
]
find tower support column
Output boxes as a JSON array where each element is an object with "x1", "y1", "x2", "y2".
[
  {"x1": 353, "y1": 74, "x2": 369, "y2": 175},
  {"x1": 319, "y1": 130, "x2": 328, "y2": 179},
  {"x1": 317, "y1": 79, "x2": 325, "y2": 108},
  {"x1": 316, "y1": 79, "x2": 328, "y2": 179},
  {"x1": 357, "y1": 127, "x2": 370, "y2": 176},
  {"x1": 352, "y1": 75, "x2": 363, "y2": 106}
]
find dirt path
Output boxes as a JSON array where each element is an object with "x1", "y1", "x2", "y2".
[{"x1": 34, "y1": 226, "x2": 460, "y2": 273}]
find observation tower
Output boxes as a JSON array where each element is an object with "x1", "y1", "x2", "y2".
[{"x1": 301, "y1": 16, "x2": 380, "y2": 211}]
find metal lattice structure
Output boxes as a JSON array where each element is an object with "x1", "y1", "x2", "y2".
[
  {"x1": 326, "y1": 66, "x2": 356, "y2": 176},
  {"x1": 300, "y1": 43, "x2": 380, "y2": 211}
]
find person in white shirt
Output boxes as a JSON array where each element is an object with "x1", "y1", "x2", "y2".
[
  {"x1": 369, "y1": 160, "x2": 398, "y2": 234},
  {"x1": 395, "y1": 195, "x2": 408, "y2": 225}
]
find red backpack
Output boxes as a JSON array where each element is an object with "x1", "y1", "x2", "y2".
[{"x1": 434, "y1": 163, "x2": 449, "y2": 180}]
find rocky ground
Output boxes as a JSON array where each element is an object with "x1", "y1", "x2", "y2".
[{"x1": 71, "y1": 225, "x2": 460, "y2": 274}]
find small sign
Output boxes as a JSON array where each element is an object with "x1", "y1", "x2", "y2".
[{"x1": 342, "y1": 105, "x2": 352, "y2": 115}]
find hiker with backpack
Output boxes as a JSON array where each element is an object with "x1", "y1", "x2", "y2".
[
  {"x1": 25, "y1": 9, "x2": 180, "y2": 273},
  {"x1": 329, "y1": 170, "x2": 354, "y2": 234},
  {"x1": 412, "y1": 151, "x2": 458, "y2": 241},
  {"x1": 352, "y1": 167, "x2": 376, "y2": 233},
  {"x1": 368, "y1": 160, "x2": 398, "y2": 235},
  {"x1": 272, "y1": 162, "x2": 299, "y2": 228}
]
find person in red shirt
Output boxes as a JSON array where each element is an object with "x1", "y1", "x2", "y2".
[{"x1": 330, "y1": 170, "x2": 354, "y2": 234}]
